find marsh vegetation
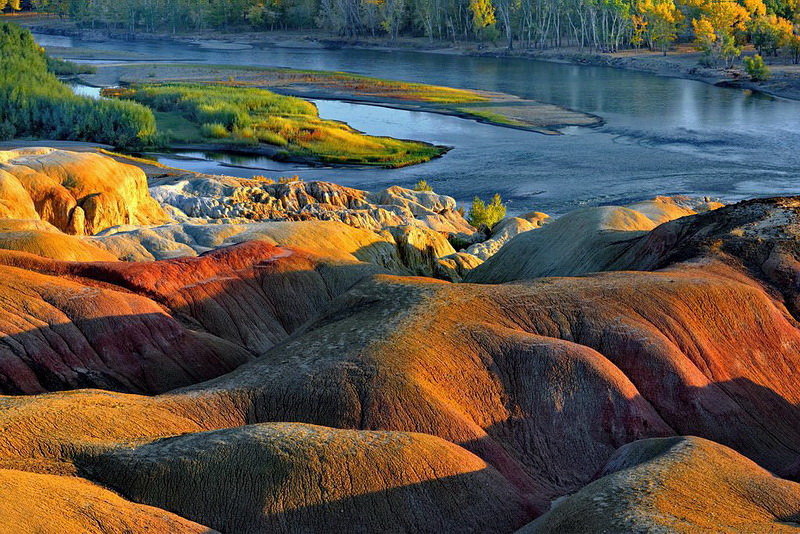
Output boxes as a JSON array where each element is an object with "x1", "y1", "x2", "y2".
[{"x1": 105, "y1": 83, "x2": 447, "y2": 166}]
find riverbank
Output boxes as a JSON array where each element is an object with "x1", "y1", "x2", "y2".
[{"x1": 18, "y1": 15, "x2": 800, "y2": 102}]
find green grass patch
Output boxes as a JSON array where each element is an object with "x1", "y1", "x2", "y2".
[
  {"x1": 106, "y1": 83, "x2": 446, "y2": 167},
  {"x1": 112, "y1": 63, "x2": 488, "y2": 104},
  {"x1": 455, "y1": 107, "x2": 528, "y2": 127},
  {"x1": 153, "y1": 111, "x2": 205, "y2": 143}
]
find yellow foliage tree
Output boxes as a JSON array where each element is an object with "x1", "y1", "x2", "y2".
[
  {"x1": 750, "y1": 14, "x2": 793, "y2": 55},
  {"x1": 692, "y1": 0, "x2": 756, "y2": 66},
  {"x1": 631, "y1": 14, "x2": 648, "y2": 48},
  {"x1": 693, "y1": 15, "x2": 717, "y2": 54},
  {"x1": 785, "y1": 31, "x2": 800, "y2": 63},
  {"x1": 470, "y1": 0, "x2": 497, "y2": 36},
  {"x1": 637, "y1": 0, "x2": 683, "y2": 54}
]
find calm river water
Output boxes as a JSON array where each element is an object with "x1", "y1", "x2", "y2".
[{"x1": 37, "y1": 33, "x2": 800, "y2": 215}]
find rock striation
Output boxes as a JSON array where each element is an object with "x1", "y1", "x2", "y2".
[
  {"x1": 0, "y1": 468, "x2": 212, "y2": 534},
  {"x1": 82, "y1": 423, "x2": 532, "y2": 534},
  {"x1": 0, "y1": 257, "x2": 252, "y2": 395}
]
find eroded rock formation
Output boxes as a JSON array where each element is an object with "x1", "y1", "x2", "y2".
[
  {"x1": 0, "y1": 469, "x2": 211, "y2": 534},
  {"x1": 0, "y1": 148, "x2": 799, "y2": 533},
  {"x1": 82, "y1": 423, "x2": 532, "y2": 533},
  {"x1": 524, "y1": 436, "x2": 800, "y2": 533},
  {"x1": 0, "y1": 148, "x2": 169, "y2": 235},
  {"x1": 150, "y1": 173, "x2": 474, "y2": 237}
]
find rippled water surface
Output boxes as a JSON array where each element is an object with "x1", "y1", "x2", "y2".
[{"x1": 38, "y1": 33, "x2": 800, "y2": 215}]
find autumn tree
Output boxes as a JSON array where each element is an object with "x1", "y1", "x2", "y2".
[
  {"x1": 693, "y1": 15, "x2": 717, "y2": 61},
  {"x1": 24, "y1": 0, "x2": 800, "y2": 58},
  {"x1": 637, "y1": 0, "x2": 682, "y2": 55},
  {"x1": 749, "y1": 13, "x2": 793, "y2": 55},
  {"x1": 692, "y1": 0, "x2": 758, "y2": 66},
  {"x1": 631, "y1": 13, "x2": 647, "y2": 48},
  {"x1": 1, "y1": 0, "x2": 22, "y2": 10},
  {"x1": 469, "y1": 0, "x2": 496, "y2": 39},
  {"x1": 380, "y1": 0, "x2": 406, "y2": 39}
]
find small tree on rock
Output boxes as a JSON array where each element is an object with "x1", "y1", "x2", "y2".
[{"x1": 468, "y1": 193, "x2": 506, "y2": 230}]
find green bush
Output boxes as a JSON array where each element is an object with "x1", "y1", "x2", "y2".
[
  {"x1": 0, "y1": 121, "x2": 15, "y2": 141},
  {"x1": 0, "y1": 22, "x2": 156, "y2": 148},
  {"x1": 744, "y1": 54, "x2": 771, "y2": 81},
  {"x1": 413, "y1": 179, "x2": 434, "y2": 192},
  {"x1": 201, "y1": 122, "x2": 229, "y2": 138},
  {"x1": 45, "y1": 56, "x2": 97, "y2": 76},
  {"x1": 468, "y1": 193, "x2": 506, "y2": 229}
]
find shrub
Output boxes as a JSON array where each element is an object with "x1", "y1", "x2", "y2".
[
  {"x1": 744, "y1": 54, "x2": 771, "y2": 81},
  {"x1": 413, "y1": 179, "x2": 434, "y2": 192},
  {"x1": 201, "y1": 122, "x2": 229, "y2": 138},
  {"x1": 468, "y1": 193, "x2": 506, "y2": 229},
  {"x1": 0, "y1": 22, "x2": 156, "y2": 148},
  {"x1": 0, "y1": 121, "x2": 15, "y2": 140},
  {"x1": 257, "y1": 130, "x2": 288, "y2": 146},
  {"x1": 45, "y1": 56, "x2": 97, "y2": 76}
]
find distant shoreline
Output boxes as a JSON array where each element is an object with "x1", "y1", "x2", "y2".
[{"x1": 17, "y1": 15, "x2": 800, "y2": 103}]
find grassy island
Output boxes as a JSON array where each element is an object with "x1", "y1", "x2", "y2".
[
  {"x1": 104, "y1": 83, "x2": 446, "y2": 167},
  {"x1": 81, "y1": 63, "x2": 601, "y2": 134}
]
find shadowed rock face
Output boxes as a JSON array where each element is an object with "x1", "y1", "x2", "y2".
[
  {"x1": 622, "y1": 197, "x2": 800, "y2": 318},
  {"x1": 8, "y1": 258, "x2": 800, "y2": 518},
  {"x1": 173, "y1": 262, "x2": 800, "y2": 505},
  {"x1": 81, "y1": 423, "x2": 532, "y2": 534},
  {"x1": 522, "y1": 436, "x2": 800, "y2": 533},
  {"x1": 465, "y1": 196, "x2": 724, "y2": 283},
  {"x1": 0, "y1": 260, "x2": 252, "y2": 395},
  {"x1": 0, "y1": 148, "x2": 170, "y2": 235},
  {"x1": 0, "y1": 468, "x2": 214, "y2": 534},
  {"x1": 0, "y1": 238, "x2": 388, "y2": 394},
  {"x1": 465, "y1": 206, "x2": 658, "y2": 283}
]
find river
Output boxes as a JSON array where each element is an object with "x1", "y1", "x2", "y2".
[{"x1": 37, "y1": 33, "x2": 800, "y2": 216}]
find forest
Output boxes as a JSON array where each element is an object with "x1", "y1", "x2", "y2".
[
  {"x1": 0, "y1": 22, "x2": 156, "y2": 147},
  {"x1": 8, "y1": 0, "x2": 800, "y2": 64}
]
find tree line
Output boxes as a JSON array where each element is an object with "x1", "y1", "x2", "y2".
[
  {"x1": 0, "y1": 22, "x2": 157, "y2": 146},
  {"x1": 12, "y1": 0, "x2": 800, "y2": 63}
]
